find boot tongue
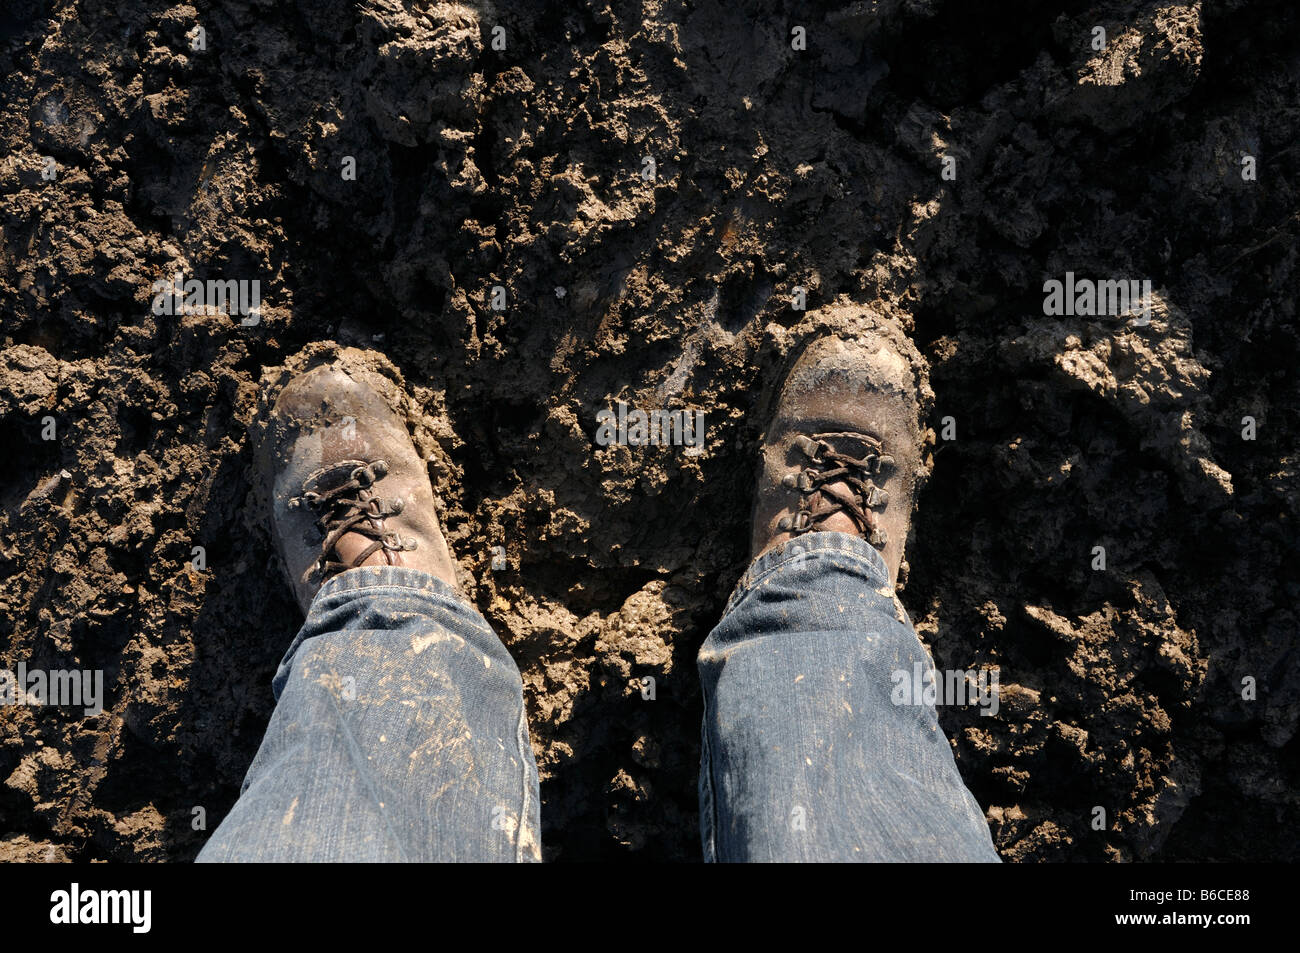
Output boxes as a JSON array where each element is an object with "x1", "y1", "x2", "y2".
[{"x1": 333, "y1": 529, "x2": 395, "y2": 569}]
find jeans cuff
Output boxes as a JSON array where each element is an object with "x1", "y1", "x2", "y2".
[
  {"x1": 310, "y1": 565, "x2": 467, "y2": 605},
  {"x1": 273, "y1": 566, "x2": 482, "y2": 701},
  {"x1": 727, "y1": 531, "x2": 891, "y2": 610}
]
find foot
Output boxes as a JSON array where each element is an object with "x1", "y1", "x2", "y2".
[
  {"x1": 256, "y1": 349, "x2": 459, "y2": 613},
  {"x1": 751, "y1": 332, "x2": 925, "y2": 588}
]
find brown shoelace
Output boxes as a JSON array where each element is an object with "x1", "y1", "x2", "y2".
[
  {"x1": 776, "y1": 432, "x2": 894, "y2": 549},
  {"x1": 288, "y1": 459, "x2": 417, "y2": 577}
]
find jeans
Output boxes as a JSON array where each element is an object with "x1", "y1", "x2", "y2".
[{"x1": 198, "y1": 532, "x2": 999, "y2": 862}]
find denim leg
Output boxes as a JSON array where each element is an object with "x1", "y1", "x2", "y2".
[
  {"x1": 697, "y1": 532, "x2": 999, "y2": 862},
  {"x1": 198, "y1": 566, "x2": 541, "y2": 862}
]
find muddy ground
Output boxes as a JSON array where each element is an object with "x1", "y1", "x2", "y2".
[{"x1": 0, "y1": 0, "x2": 1296, "y2": 862}]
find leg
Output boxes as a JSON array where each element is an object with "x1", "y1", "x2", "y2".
[
  {"x1": 697, "y1": 532, "x2": 998, "y2": 862},
  {"x1": 199, "y1": 567, "x2": 539, "y2": 862},
  {"x1": 201, "y1": 346, "x2": 540, "y2": 861},
  {"x1": 698, "y1": 310, "x2": 999, "y2": 862}
]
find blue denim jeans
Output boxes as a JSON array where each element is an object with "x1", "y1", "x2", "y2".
[
  {"x1": 698, "y1": 532, "x2": 999, "y2": 861},
  {"x1": 197, "y1": 567, "x2": 541, "y2": 862},
  {"x1": 199, "y1": 534, "x2": 998, "y2": 862}
]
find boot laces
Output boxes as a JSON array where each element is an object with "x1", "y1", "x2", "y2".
[
  {"x1": 288, "y1": 459, "x2": 417, "y2": 578},
  {"x1": 776, "y1": 432, "x2": 894, "y2": 549}
]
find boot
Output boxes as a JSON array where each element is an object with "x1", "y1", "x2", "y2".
[
  {"x1": 256, "y1": 349, "x2": 458, "y2": 613},
  {"x1": 751, "y1": 332, "x2": 925, "y2": 587}
]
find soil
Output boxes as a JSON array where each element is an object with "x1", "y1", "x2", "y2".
[{"x1": 0, "y1": 0, "x2": 1296, "y2": 862}]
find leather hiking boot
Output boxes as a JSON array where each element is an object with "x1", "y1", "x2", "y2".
[
  {"x1": 752, "y1": 332, "x2": 926, "y2": 588},
  {"x1": 255, "y1": 349, "x2": 458, "y2": 613}
]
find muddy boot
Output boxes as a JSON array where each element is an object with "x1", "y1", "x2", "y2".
[
  {"x1": 751, "y1": 332, "x2": 926, "y2": 588},
  {"x1": 256, "y1": 350, "x2": 459, "y2": 614}
]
